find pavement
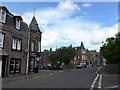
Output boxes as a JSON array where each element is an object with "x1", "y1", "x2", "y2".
[
  {"x1": 2, "y1": 70, "x2": 52, "y2": 83},
  {"x1": 97, "y1": 64, "x2": 120, "y2": 76},
  {"x1": 2, "y1": 69, "x2": 73, "y2": 83},
  {"x1": 96, "y1": 64, "x2": 120, "y2": 89}
]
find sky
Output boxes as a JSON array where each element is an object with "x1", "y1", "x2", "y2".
[{"x1": 2, "y1": 1, "x2": 119, "y2": 52}]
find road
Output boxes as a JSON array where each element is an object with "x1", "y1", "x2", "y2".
[{"x1": 2, "y1": 66, "x2": 119, "y2": 89}]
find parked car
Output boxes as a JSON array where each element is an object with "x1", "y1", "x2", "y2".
[
  {"x1": 50, "y1": 65, "x2": 63, "y2": 70},
  {"x1": 39, "y1": 65, "x2": 46, "y2": 69},
  {"x1": 77, "y1": 63, "x2": 84, "y2": 69},
  {"x1": 82, "y1": 63, "x2": 87, "y2": 68}
]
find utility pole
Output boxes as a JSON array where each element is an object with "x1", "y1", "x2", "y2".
[{"x1": 26, "y1": 27, "x2": 30, "y2": 75}]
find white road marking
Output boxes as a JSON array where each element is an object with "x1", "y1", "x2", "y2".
[
  {"x1": 95, "y1": 67, "x2": 101, "y2": 74},
  {"x1": 98, "y1": 74, "x2": 102, "y2": 88},
  {"x1": 90, "y1": 74, "x2": 100, "y2": 88},
  {"x1": 59, "y1": 71, "x2": 63, "y2": 72},
  {"x1": 49, "y1": 73, "x2": 53, "y2": 75}
]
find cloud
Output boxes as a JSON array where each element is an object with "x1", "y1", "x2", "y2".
[
  {"x1": 81, "y1": 3, "x2": 92, "y2": 7},
  {"x1": 57, "y1": 1, "x2": 80, "y2": 11},
  {"x1": 16, "y1": 1, "x2": 118, "y2": 52},
  {"x1": 90, "y1": 23, "x2": 118, "y2": 45}
]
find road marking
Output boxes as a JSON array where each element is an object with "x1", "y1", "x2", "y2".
[
  {"x1": 32, "y1": 74, "x2": 49, "y2": 79},
  {"x1": 59, "y1": 71, "x2": 63, "y2": 72},
  {"x1": 49, "y1": 73, "x2": 53, "y2": 75},
  {"x1": 105, "y1": 85, "x2": 120, "y2": 88},
  {"x1": 98, "y1": 74, "x2": 102, "y2": 88},
  {"x1": 90, "y1": 74, "x2": 100, "y2": 88},
  {"x1": 95, "y1": 67, "x2": 101, "y2": 74}
]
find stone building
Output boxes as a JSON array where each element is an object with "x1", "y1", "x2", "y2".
[
  {"x1": 76, "y1": 42, "x2": 88, "y2": 64},
  {"x1": 71, "y1": 42, "x2": 90, "y2": 65},
  {"x1": 29, "y1": 16, "x2": 42, "y2": 72},
  {"x1": 0, "y1": 6, "x2": 42, "y2": 77},
  {"x1": 0, "y1": 6, "x2": 28, "y2": 77}
]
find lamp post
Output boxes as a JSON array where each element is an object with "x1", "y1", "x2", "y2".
[{"x1": 26, "y1": 27, "x2": 30, "y2": 75}]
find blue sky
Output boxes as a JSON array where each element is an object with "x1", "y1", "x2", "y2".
[{"x1": 2, "y1": 2, "x2": 118, "y2": 51}]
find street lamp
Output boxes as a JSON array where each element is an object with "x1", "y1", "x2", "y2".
[{"x1": 26, "y1": 27, "x2": 30, "y2": 75}]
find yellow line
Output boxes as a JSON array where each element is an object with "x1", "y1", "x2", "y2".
[
  {"x1": 103, "y1": 74, "x2": 120, "y2": 77},
  {"x1": 32, "y1": 74, "x2": 49, "y2": 79},
  {"x1": 105, "y1": 85, "x2": 120, "y2": 88}
]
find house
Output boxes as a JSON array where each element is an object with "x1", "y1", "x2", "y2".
[
  {"x1": 0, "y1": 6, "x2": 42, "y2": 77},
  {"x1": 71, "y1": 42, "x2": 89, "y2": 65},
  {"x1": 41, "y1": 48, "x2": 53, "y2": 65},
  {"x1": 0, "y1": 6, "x2": 29, "y2": 77},
  {"x1": 29, "y1": 16, "x2": 42, "y2": 72}
]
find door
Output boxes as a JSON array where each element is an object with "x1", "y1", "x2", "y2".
[
  {"x1": 0, "y1": 60, "x2": 2, "y2": 77},
  {"x1": 2, "y1": 56, "x2": 7, "y2": 77}
]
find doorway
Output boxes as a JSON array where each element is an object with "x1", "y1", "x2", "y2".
[{"x1": 2, "y1": 55, "x2": 8, "y2": 77}]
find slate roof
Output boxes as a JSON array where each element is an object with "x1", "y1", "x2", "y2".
[
  {"x1": 80, "y1": 42, "x2": 85, "y2": 49},
  {"x1": 75, "y1": 42, "x2": 85, "y2": 52},
  {"x1": 29, "y1": 16, "x2": 41, "y2": 33}
]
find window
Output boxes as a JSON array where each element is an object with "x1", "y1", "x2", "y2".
[
  {"x1": 16, "y1": 18, "x2": 20, "y2": 30},
  {"x1": 38, "y1": 41, "x2": 41, "y2": 52},
  {"x1": 31, "y1": 41, "x2": 35, "y2": 52},
  {"x1": 12, "y1": 38, "x2": 17, "y2": 49},
  {"x1": 0, "y1": 9, "x2": 6, "y2": 23},
  {"x1": 10, "y1": 59, "x2": 21, "y2": 74},
  {"x1": 82, "y1": 55, "x2": 85, "y2": 61},
  {"x1": 10, "y1": 60, "x2": 15, "y2": 73},
  {"x1": 17, "y1": 39, "x2": 21, "y2": 50},
  {"x1": 12, "y1": 37, "x2": 22, "y2": 51},
  {"x1": 0, "y1": 33, "x2": 4, "y2": 48},
  {"x1": 15, "y1": 60, "x2": 20, "y2": 73},
  {"x1": 81, "y1": 50, "x2": 85, "y2": 54},
  {"x1": 29, "y1": 57, "x2": 35, "y2": 72}
]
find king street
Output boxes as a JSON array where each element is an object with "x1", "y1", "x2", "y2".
[{"x1": 2, "y1": 66, "x2": 119, "y2": 89}]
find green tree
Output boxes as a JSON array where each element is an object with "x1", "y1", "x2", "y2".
[
  {"x1": 100, "y1": 33, "x2": 120, "y2": 64},
  {"x1": 49, "y1": 45, "x2": 76, "y2": 65}
]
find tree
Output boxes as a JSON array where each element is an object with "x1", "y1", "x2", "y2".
[
  {"x1": 49, "y1": 45, "x2": 76, "y2": 65},
  {"x1": 100, "y1": 33, "x2": 120, "y2": 64}
]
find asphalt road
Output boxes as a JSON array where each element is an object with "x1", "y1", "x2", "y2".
[{"x1": 2, "y1": 66, "x2": 119, "y2": 89}]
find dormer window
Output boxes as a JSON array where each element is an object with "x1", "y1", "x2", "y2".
[
  {"x1": 0, "y1": 9, "x2": 6, "y2": 23},
  {"x1": 16, "y1": 18, "x2": 20, "y2": 30}
]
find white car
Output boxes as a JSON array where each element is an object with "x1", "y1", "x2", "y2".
[{"x1": 77, "y1": 63, "x2": 84, "y2": 69}]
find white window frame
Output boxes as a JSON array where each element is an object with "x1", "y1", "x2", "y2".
[
  {"x1": 12, "y1": 37, "x2": 22, "y2": 51},
  {"x1": 15, "y1": 60, "x2": 20, "y2": 73},
  {"x1": 31, "y1": 41, "x2": 35, "y2": 52},
  {"x1": 10, "y1": 59, "x2": 21, "y2": 74},
  {"x1": 12, "y1": 38, "x2": 17, "y2": 50},
  {"x1": 0, "y1": 33, "x2": 4, "y2": 48},
  {"x1": 38, "y1": 41, "x2": 41, "y2": 52},
  {"x1": 16, "y1": 18, "x2": 20, "y2": 30},
  {"x1": 17, "y1": 39, "x2": 21, "y2": 50},
  {"x1": 10, "y1": 60, "x2": 15, "y2": 73},
  {"x1": 0, "y1": 9, "x2": 6, "y2": 23}
]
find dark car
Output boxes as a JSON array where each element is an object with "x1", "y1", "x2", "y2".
[
  {"x1": 39, "y1": 65, "x2": 46, "y2": 69},
  {"x1": 50, "y1": 65, "x2": 63, "y2": 70},
  {"x1": 82, "y1": 63, "x2": 87, "y2": 68}
]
